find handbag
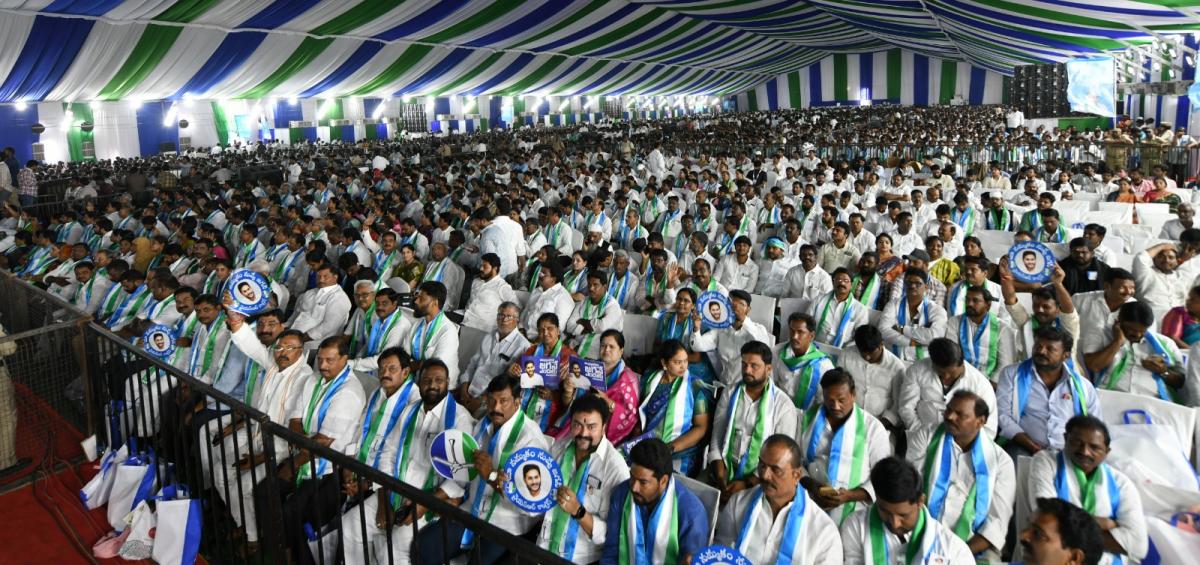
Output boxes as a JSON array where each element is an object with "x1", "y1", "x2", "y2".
[
  {"x1": 1144, "y1": 513, "x2": 1200, "y2": 565},
  {"x1": 116, "y1": 500, "x2": 156, "y2": 560},
  {"x1": 153, "y1": 495, "x2": 203, "y2": 565},
  {"x1": 1107, "y1": 410, "x2": 1199, "y2": 492},
  {"x1": 106, "y1": 452, "x2": 158, "y2": 532},
  {"x1": 79, "y1": 444, "x2": 128, "y2": 510}
]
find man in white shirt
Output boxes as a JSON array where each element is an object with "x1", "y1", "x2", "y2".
[
  {"x1": 899, "y1": 338, "x2": 998, "y2": 453},
  {"x1": 462, "y1": 255, "x2": 517, "y2": 334},
  {"x1": 535, "y1": 395, "x2": 630, "y2": 564},
  {"x1": 691, "y1": 289, "x2": 773, "y2": 388},
  {"x1": 807, "y1": 268, "x2": 868, "y2": 348},
  {"x1": 785, "y1": 244, "x2": 833, "y2": 301},
  {"x1": 348, "y1": 288, "x2": 412, "y2": 376},
  {"x1": 1160, "y1": 203, "x2": 1194, "y2": 240},
  {"x1": 908, "y1": 391, "x2": 1015, "y2": 559},
  {"x1": 459, "y1": 302, "x2": 529, "y2": 417},
  {"x1": 416, "y1": 374, "x2": 549, "y2": 564},
  {"x1": 881, "y1": 268, "x2": 948, "y2": 362},
  {"x1": 1027, "y1": 416, "x2": 1148, "y2": 565},
  {"x1": 840, "y1": 325, "x2": 907, "y2": 432},
  {"x1": 773, "y1": 312, "x2": 836, "y2": 411},
  {"x1": 1081, "y1": 300, "x2": 1184, "y2": 404},
  {"x1": 798, "y1": 369, "x2": 892, "y2": 525},
  {"x1": 947, "y1": 286, "x2": 1019, "y2": 382},
  {"x1": 401, "y1": 281, "x2": 460, "y2": 384},
  {"x1": 288, "y1": 261, "x2": 352, "y2": 349},
  {"x1": 997, "y1": 327, "x2": 1102, "y2": 457},
  {"x1": 839, "y1": 457, "x2": 974, "y2": 564},
  {"x1": 521, "y1": 262, "x2": 575, "y2": 339},
  {"x1": 709, "y1": 341, "x2": 799, "y2": 499},
  {"x1": 260, "y1": 335, "x2": 366, "y2": 563},
  {"x1": 474, "y1": 206, "x2": 521, "y2": 279},
  {"x1": 1131, "y1": 242, "x2": 1186, "y2": 325},
  {"x1": 755, "y1": 236, "x2": 800, "y2": 298},
  {"x1": 421, "y1": 241, "x2": 465, "y2": 310},
  {"x1": 345, "y1": 358, "x2": 476, "y2": 565},
  {"x1": 69, "y1": 260, "x2": 112, "y2": 316},
  {"x1": 715, "y1": 435, "x2": 843, "y2": 565},
  {"x1": 1073, "y1": 269, "x2": 1137, "y2": 351},
  {"x1": 713, "y1": 235, "x2": 758, "y2": 292},
  {"x1": 567, "y1": 271, "x2": 625, "y2": 359}
]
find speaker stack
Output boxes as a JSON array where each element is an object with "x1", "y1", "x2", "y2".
[{"x1": 1010, "y1": 62, "x2": 1074, "y2": 118}]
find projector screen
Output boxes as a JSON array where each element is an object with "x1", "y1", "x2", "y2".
[{"x1": 1066, "y1": 57, "x2": 1116, "y2": 117}]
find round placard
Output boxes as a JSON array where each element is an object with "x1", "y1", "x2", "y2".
[
  {"x1": 1008, "y1": 241, "x2": 1057, "y2": 285},
  {"x1": 430, "y1": 429, "x2": 479, "y2": 482},
  {"x1": 141, "y1": 324, "x2": 176, "y2": 360},
  {"x1": 691, "y1": 545, "x2": 752, "y2": 565},
  {"x1": 697, "y1": 290, "x2": 733, "y2": 330},
  {"x1": 502, "y1": 447, "x2": 563, "y2": 514},
  {"x1": 226, "y1": 269, "x2": 272, "y2": 316}
]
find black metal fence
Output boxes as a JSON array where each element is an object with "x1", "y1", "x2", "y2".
[{"x1": 1, "y1": 273, "x2": 568, "y2": 565}]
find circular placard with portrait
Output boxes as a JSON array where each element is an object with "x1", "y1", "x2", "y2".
[
  {"x1": 141, "y1": 324, "x2": 176, "y2": 360},
  {"x1": 226, "y1": 269, "x2": 272, "y2": 316},
  {"x1": 698, "y1": 290, "x2": 733, "y2": 330},
  {"x1": 430, "y1": 429, "x2": 479, "y2": 482},
  {"x1": 502, "y1": 447, "x2": 563, "y2": 514},
  {"x1": 692, "y1": 545, "x2": 752, "y2": 565},
  {"x1": 1008, "y1": 241, "x2": 1057, "y2": 285}
]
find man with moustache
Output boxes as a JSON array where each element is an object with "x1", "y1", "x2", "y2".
[
  {"x1": 416, "y1": 375, "x2": 548, "y2": 565},
  {"x1": 1028, "y1": 416, "x2": 1147, "y2": 565},
  {"x1": 344, "y1": 358, "x2": 475, "y2": 565},
  {"x1": 807, "y1": 268, "x2": 868, "y2": 348},
  {"x1": 709, "y1": 341, "x2": 798, "y2": 500},
  {"x1": 1020, "y1": 498, "x2": 1106, "y2": 565},
  {"x1": 348, "y1": 288, "x2": 412, "y2": 377},
  {"x1": 537, "y1": 395, "x2": 630, "y2": 563},
  {"x1": 212, "y1": 316, "x2": 310, "y2": 552},
  {"x1": 715, "y1": 435, "x2": 843, "y2": 564},
  {"x1": 601, "y1": 439, "x2": 708, "y2": 565},
  {"x1": 839, "y1": 457, "x2": 973, "y2": 564}
]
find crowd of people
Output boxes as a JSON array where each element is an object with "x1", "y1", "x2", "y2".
[{"x1": 5, "y1": 103, "x2": 1200, "y2": 565}]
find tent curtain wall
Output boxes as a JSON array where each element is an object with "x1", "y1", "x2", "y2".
[{"x1": 91, "y1": 101, "x2": 140, "y2": 160}]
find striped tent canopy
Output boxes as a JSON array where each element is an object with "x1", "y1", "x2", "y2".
[{"x1": 0, "y1": 0, "x2": 1197, "y2": 103}]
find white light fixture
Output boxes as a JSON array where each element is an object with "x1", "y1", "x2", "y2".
[
  {"x1": 13, "y1": 101, "x2": 26, "y2": 111},
  {"x1": 288, "y1": 96, "x2": 298, "y2": 105},
  {"x1": 372, "y1": 100, "x2": 387, "y2": 119},
  {"x1": 163, "y1": 103, "x2": 178, "y2": 127},
  {"x1": 89, "y1": 100, "x2": 100, "y2": 110}
]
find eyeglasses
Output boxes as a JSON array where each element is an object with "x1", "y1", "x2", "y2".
[
  {"x1": 271, "y1": 345, "x2": 302, "y2": 352},
  {"x1": 496, "y1": 313, "x2": 517, "y2": 320}
]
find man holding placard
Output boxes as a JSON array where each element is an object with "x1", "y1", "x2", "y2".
[
  {"x1": 691, "y1": 289, "x2": 772, "y2": 388},
  {"x1": 537, "y1": 395, "x2": 630, "y2": 564},
  {"x1": 417, "y1": 375, "x2": 548, "y2": 565},
  {"x1": 714, "y1": 435, "x2": 843, "y2": 565}
]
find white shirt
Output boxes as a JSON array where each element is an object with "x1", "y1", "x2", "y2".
[
  {"x1": 691, "y1": 318, "x2": 773, "y2": 387},
  {"x1": 898, "y1": 359, "x2": 999, "y2": 446},
  {"x1": 945, "y1": 314, "x2": 1020, "y2": 383},
  {"x1": 715, "y1": 487, "x2": 843, "y2": 565},
  {"x1": 229, "y1": 324, "x2": 312, "y2": 456},
  {"x1": 880, "y1": 296, "x2": 949, "y2": 362},
  {"x1": 1132, "y1": 251, "x2": 1187, "y2": 323},
  {"x1": 713, "y1": 255, "x2": 759, "y2": 292},
  {"x1": 401, "y1": 313, "x2": 461, "y2": 384},
  {"x1": 462, "y1": 275, "x2": 518, "y2": 332},
  {"x1": 755, "y1": 257, "x2": 800, "y2": 298},
  {"x1": 479, "y1": 222, "x2": 519, "y2": 277},
  {"x1": 446, "y1": 412, "x2": 549, "y2": 535},
  {"x1": 1080, "y1": 329, "x2": 1183, "y2": 401},
  {"x1": 377, "y1": 395, "x2": 476, "y2": 498},
  {"x1": 462, "y1": 329, "x2": 531, "y2": 397},
  {"x1": 289, "y1": 284, "x2": 353, "y2": 347},
  {"x1": 522, "y1": 283, "x2": 575, "y2": 337},
  {"x1": 1073, "y1": 291, "x2": 1133, "y2": 352},
  {"x1": 1160, "y1": 218, "x2": 1192, "y2": 240},
  {"x1": 286, "y1": 369, "x2": 368, "y2": 477},
  {"x1": 535, "y1": 438, "x2": 629, "y2": 564},
  {"x1": 840, "y1": 505, "x2": 975, "y2": 565},
  {"x1": 807, "y1": 293, "x2": 869, "y2": 348},
  {"x1": 706, "y1": 383, "x2": 798, "y2": 467},
  {"x1": 1028, "y1": 451, "x2": 1148, "y2": 564},
  {"x1": 839, "y1": 345, "x2": 908, "y2": 425},
  {"x1": 907, "y1": 432, "x2": 1016, "y2": 551},
  {"x1": 785, "y1": 265, "x2": 833, "y2": 301}
]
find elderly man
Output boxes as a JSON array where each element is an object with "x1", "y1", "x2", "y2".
[
  {"x1": 708, "y1": 341, "x2": 799, "y2": 499},
  {"x1": 536, "y1": 395, "x2": 629, "y2": 563},
  {"x1": 348, "y1": 288, "x2": 411, "y2": 376},
  {"x1": 908, "y1": 391, "x2": 1015, "y2": 559},
  {"x1": 459, "y1": 302, "x2": 530, "y2": 416},
  {"x1": 1132, "y1": 242, "x2": 1187, "y2": 325},
  {"x1": 1161, "y1": 203, "x2": 1194, "y2": 240},
  {"x1": 714, "y1": 435, "x2": 843, "y2": 565},
  {"x1": 1028, "y1": 416, "x2": 1148, "y2": 565},
  {"x1": 288, "y1": 260, "x2": 352, "y2": 348}
]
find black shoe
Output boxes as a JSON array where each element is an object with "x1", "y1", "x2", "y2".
[{"x1": 0, "y1": 458, "x2": 32, "y2": 478}]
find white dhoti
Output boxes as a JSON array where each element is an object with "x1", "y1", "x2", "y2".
[{"x1": 342, "y1": 492, "x2": 427, "y2": 565}]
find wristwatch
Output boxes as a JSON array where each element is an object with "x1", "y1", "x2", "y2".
[
  {"x1": 573, "y1": 505, "x2": 587, "y2": 520},
  {"x1": 487, "y1": 471, "x2": 498, "y2": 483}
]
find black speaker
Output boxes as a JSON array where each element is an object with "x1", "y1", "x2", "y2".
[
  {"x1": 31, "y1": 123, "x2": 44, "y2": 134},
  {"x1": 159, "y1": 141, "x2": 177, "y2": 153},
  {"x1": 80, "y1": 121, "x2": 94, "y2": 132}
]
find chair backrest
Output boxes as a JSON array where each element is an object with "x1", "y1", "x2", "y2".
[
  {"x1": 778, "y1": 298, "x2": 810, "y2": 328},
  {"x1": 1012, "y1": 454, "x2": 1034, "y2": 563},
  {"x1": 458, "y1": 325, "x2": 487, "y2": 373},
  {"x1": 1097, "y1": 389, "x2": 1197, "y2": 464},
  {"x1": 513, "y1": 290, "x2": 531, "y2": 309},
  {"x1": 1095, "y1": 203, "x2": 1136, "y2": 224},
  {"x1": 748, "y1": 293, "x2": 776, "y2": 331},
  {"x1": 674, "y1": 473, "x2": 720, "y2": 544},
  {"x1": 386, "y1": 277, "x2": 410, "y2": 294},
  {"x1": 623, "y1": 314, "x2": 659, "y2": 356}
]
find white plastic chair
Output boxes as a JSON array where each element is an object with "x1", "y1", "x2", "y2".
[
  {"x1": 748, "y1": 293, "x2": 776, "y2": 331},
  {"x1": 623, "y1": 314, "x2": 658, "y2": 356},
  {"x1": 778, "y1": 298, "x2": 810, "y2": 327},
  {"x1": 458, "y1": 325, "x2": 487, "y2": 374},
  {"x1": 1095, "y1": 202, "x2": 1136, "y2": 224},
  {"x1": 674, "y1": 473, "x2": 720, "y2": 544},
  {"x1": 386, "y1": 277, "x2": 410, "y2": 294},
  {"x1": 570, "y1": 228, "x2": 584, "y2": 251}
]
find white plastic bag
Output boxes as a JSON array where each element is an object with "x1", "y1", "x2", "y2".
[
  {"x1": 306, "y1": 520, "x2": 340, "y2": 565},
  {"x1": 106, "y1": 453, "x2": 157, "y2": 532},
  {"x1": 116, "y1": 500, "x2": 156, "y2": 560},
  {"x1": 1107, "y1": 410, "x2": 1199, "y2": 492},
  {"x1": 153, "y1": 497, "x2": 202, "y2": 565},
  {"x1": 1145, "y1": 514, "x2": 1200, "y2": 565},
  {"x1": 79, "y1": 444, "x2": 128, "y2": 510}
]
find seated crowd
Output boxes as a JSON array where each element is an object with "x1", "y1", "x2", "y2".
[{"x1": 7, "y1": 104, "x2": 1200, "y2": 565}]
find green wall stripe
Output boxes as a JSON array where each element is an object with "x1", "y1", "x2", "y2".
[
  {"x1": 66, "y1": 102, "x2": 94, "y2": 162},
  {"x1": 939, "y1": 60, "x2": 957, "y2": 104},
  {"x1": 311, "y1": 0, "x2": 406, "y2": 36},
  {"x1": 787, "y1": 71, "x2": 802, "y2": 108},
  {"x1": 833, "y1": 54, "x2": 848, "y2": 101},
  {"x1": 239, "y1": 37, "x2": 334, "y2": 99},
  {"x1": 747, "y1": 89, "x2": 758, "y2": 111},
  {"x1": 422, "y1": 0, "x2": 524, "y2": 44},
  {"x1": 154, "y1": 0, "x2": 221, "y2": 23},
  {"x1": 98, "y1": 25, "x2": 183, "y2": 100},
  {"x1": 212, "y1": 101, "x2": 229, "y2": 146},
  {"x1": 350, "y1": 44, "x2": 435, "y2": 96},
  {"x1": 887, "y1": 49, "x2": 902, "y2": 100}
]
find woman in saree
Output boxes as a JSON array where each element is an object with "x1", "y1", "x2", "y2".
[
  {"x1": 1106, "y1": 177, "x2": 1140, "y2": 203},
  {"x1": 1142, "y1": 177, "x2": 1182, "y2": 213},
  {"x1": 622, "y1": 339, "x2": 711, "y2": 475},
  {"x1": 653, "y1": 287, "x2": 717, "y2": 386},
  {"x1": 509, "y1": 312, "x2": 576, "y2": 435},
  {"x1": 1161, "y1": 285, "x2": 1200, "y2": 349},
  {"x1": 874, "y1": 233, "x2": 904, "y2": 282},
  {"x1": 557, "y1": 329, "x2": 640, "y2": 444}
]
